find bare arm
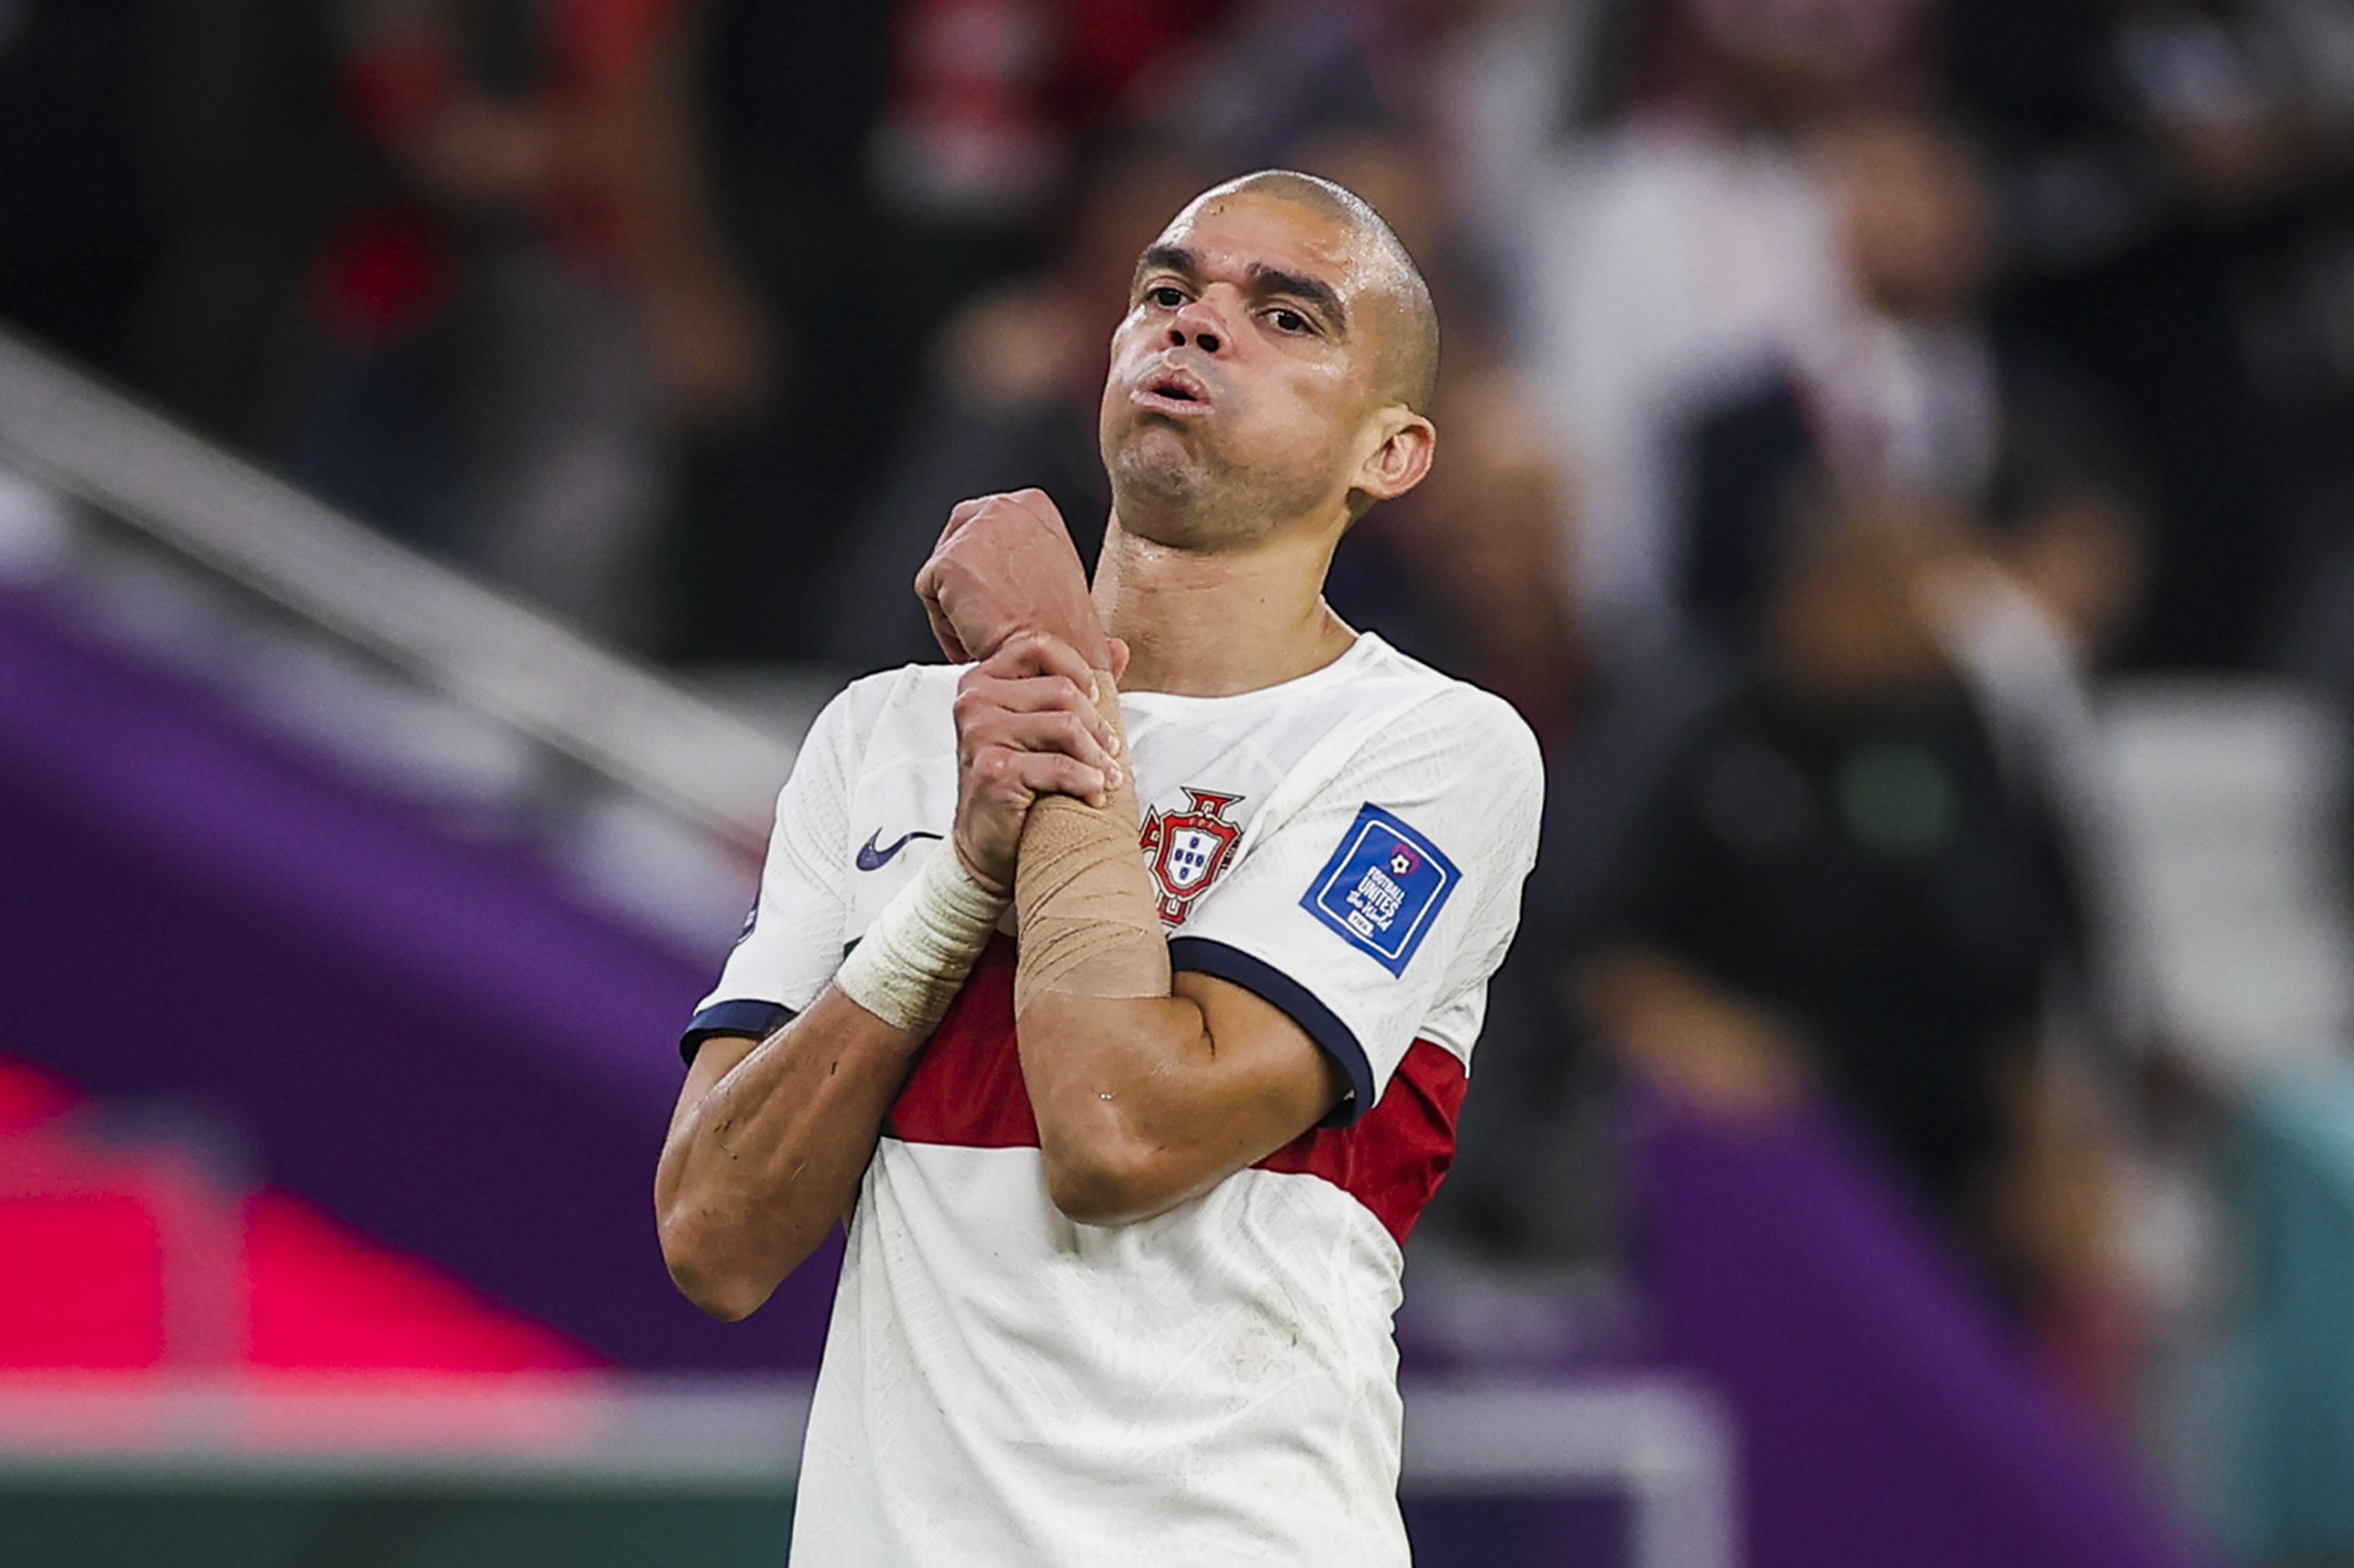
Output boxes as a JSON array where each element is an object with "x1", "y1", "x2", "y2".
[
  {"x1": 657, "y1": 633, "x2": 1121, "y2": 1319},
  {"x1": 1007, "y1": 683, "x2": 1344, "y2": 1226},
  {"x1": 1022, "y1": 975, "x2": 1348, "y2": 1225},
  {"x1": 654, "y1": 990, "x2": 924, "y2": 1320}
]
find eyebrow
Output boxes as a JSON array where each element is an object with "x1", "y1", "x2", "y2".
[{"x1": 1134, "y1": 245, "x2": 1350, "y2": 334}]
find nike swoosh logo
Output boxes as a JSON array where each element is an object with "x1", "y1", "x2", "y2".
[{"x1": 856, "y1": 828, "x2": 944, "y2": 872}]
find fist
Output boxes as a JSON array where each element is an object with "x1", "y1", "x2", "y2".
[
  {"x1": 950, "y1": 633, "x2": 1124, "y2": 894},
  {"x1": 915, "y1": 490, "x2": 1114, "y2": 672}
]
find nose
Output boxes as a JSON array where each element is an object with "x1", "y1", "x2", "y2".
[{"x1": 1165, "y1": 294, "x2": 1225, "y2": 355}]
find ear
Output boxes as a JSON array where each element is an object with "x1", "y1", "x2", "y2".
[{"x1": 1351, "y1": 407, "x2": 1437, "y2": 503}]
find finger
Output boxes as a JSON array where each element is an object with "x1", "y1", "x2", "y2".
[
  {"x1": 1107, "y1": 637, "x2": 1130, "y2": 683},
  {"x1": 959, "y1": 698, "x2": 1120, "y2": 783},
  {"x1": 984, "y1": 630, "x2": 1099, "y2": 691},
  {"x1": 1009, "y1": 488, "x2": 1065, "y2": 528},
  {"x1": 939, "y1": 494, "x2": 991, "y2": 546},
  {"x1": 994, "y1": 706, "x2": 1120, "y2": 781},
  {"x1": 960, "y1": 669, "x2": 1119, "y2": 755},
  {"x1": 961, "y1": 670, "x2": 1107, "y2": 723},
  {"x1": 991, "y1": 747, "x2": 1111, "y2": 810}
]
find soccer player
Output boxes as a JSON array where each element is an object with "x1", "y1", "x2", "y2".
[{"x1": 655, "y1": 171, "x2": 1543, "y2": 1565}]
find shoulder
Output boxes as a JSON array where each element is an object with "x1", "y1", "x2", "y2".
[
  {"x1": 1299, "y1": 641, "x2": 1544, "y2": 889},
  {"x1": 806, "y1": 662, "x2": 965, "y2": 763},
  {"x1": 1343, "y1": 639, "x2": 1544, "y2": 795},
  {"x1": 769, "y1": 665, "x2": 964, "y2": 822}
]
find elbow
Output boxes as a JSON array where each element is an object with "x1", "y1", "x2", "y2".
[
  {"x1": 670, "y1": 1261, "x2": 767, "y2": 1324},
  {"x1": 657, "y1": 1209, "x2": 777, "y2": 1323},
  {"x1": 1041, "y1": 1137, "x2": 1174, "y2": 1228}
]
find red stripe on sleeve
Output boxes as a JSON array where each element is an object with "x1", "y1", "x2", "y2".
[
  {"x1": 1255, "y1": 1040, "x2": 1468, "y2": 1248},
  {"x1": 889, "y1": 942, "x2": 1467, "y2": 1249}
]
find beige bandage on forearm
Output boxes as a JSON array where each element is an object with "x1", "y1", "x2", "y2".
[
  {"x1": 1013, "y1": 673, "x2": 1172, "y2": 1014},
  {"x1": 834, "y1": 842, "x2": 1010, "y2": 1033}
]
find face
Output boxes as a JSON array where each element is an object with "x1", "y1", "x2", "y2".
[{"x1": 1098, "y1": 189, "x2": 1413, "y2": 549}]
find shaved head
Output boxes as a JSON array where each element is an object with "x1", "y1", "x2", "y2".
[
  {"x1": 1103, "y1": 168, "x2": 1445, "y2": 548},
  {"x1": 1173, "y1": 170, "x2": 1440, "y2": 413}
]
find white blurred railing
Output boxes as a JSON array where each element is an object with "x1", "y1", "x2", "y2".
[
  {"x1": 2096, "y1": 677, "x2": 2354, "y2": 1084},
  {"x1": 0, "y1": 328, "x2": 815, "y2": 954},
  {"x1": 0, "y1": 328, "x2": 794, "y2": 855},
  {"x1": 1404, "y1": 1376, "x2": 1741, "y2": 1568},
  {"x1": 0, "y1": 1373, "x2": 1738, "y2": 1567}
]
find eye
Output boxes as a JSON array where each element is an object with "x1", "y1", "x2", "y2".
[
  {"x1": 1147, "y1": 284, "x2": 1187, "y2": 309},
  {"x1": 1267, "y1": 307, "x2": 1310, "y2": 334}
]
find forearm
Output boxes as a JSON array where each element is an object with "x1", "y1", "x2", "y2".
[
  {"x1": 656, "y1": 988, "x2": 922, "y2": 1319},
  {"x1": 1018, "y1": 987, "x2": 1280, "y2": 1222},
  {"x1": 1012, "y1": 682, "x2": 1337, "y2": 1223},
  {"x1": 662, "y1": 838, "x2": 1010, "y2": 1316}
]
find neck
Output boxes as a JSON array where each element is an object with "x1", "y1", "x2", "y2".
[{"x1": 1094, "y1": 512, "x2": 1358, "y2": 696}]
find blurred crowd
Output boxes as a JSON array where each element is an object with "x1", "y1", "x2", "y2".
[{"x1": 9, "y1": 0, "x2": 2354, "y2": 1468}]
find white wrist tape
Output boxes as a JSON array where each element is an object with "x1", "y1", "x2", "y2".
[{"x1": 832, "y1": 843, "x2": 1009, "y2": 1033}]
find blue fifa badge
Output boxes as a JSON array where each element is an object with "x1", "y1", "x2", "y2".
[{"x1": 1302, "y1": 805, "x2": 1460, "y2": 975}]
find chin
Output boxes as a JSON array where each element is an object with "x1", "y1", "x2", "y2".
[
  {"x1": 1108, "y1": 471, "x2": 1203, "y2": 546},
  {"x1": 1108, "y1": 434, "x2": 1200, "y2": 507}
]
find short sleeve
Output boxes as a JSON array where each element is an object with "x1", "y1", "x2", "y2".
[
  {"x1": 680, "y1": 683, "x2": 862, "y2": 1062},
  {"x1": 1167, "y1": 688, "x2": 1543, "y2": 1123}
]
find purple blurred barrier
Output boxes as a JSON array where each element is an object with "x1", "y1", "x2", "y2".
[
  {"x1": 0, "y1": 588, "x2": 837, "y2": 1371},
  {"x1": 1634, "y1": 1092, "x2": 2217, "y2": 1568}
]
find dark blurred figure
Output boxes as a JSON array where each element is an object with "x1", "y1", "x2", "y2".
[
  {"x1": 1673, "y1": 110, "x2": 2150, "y2": 646},
  {"x1": 1547, "y1": 108, "x2": 2142, "y2": 931},
  {"x1": 1946, "y1": 0, "x2": 2354, "y2": 670},
  {"x1": 1579, "y1": 494, "x2": 2091, "y2": 1322},
  {"x1": 0, "y1": 0, "x2": 164, "y2": 377},
  {"x1": 662, "y1": 0, "x2": 940, "y2": 665},
  {"x1": 1566, "y1": 109, "x2": 2160, "y2": 1383},
  {"x1": 270, "y1": 0, "x2": 772, "y2": 646},
  {"x1": 134, "y1": 0, "x2": 353, "y2": 455}
]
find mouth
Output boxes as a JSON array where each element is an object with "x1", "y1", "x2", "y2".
[{"x1": 1130, "y1": 365, "x2": 1214, "y2": 417}]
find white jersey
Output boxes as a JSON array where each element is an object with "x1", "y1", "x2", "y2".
[{"x1": 687, "y1": 633, "x2": 1543, "y2": 1567}]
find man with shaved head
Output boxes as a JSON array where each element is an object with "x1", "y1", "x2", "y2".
[{"x1": 658, "y1": 171, "x2": 1539, "y2": 1565}]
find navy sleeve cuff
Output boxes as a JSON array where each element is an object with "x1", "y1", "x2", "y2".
[
  {"x1": 680, "y1": 999, "x2": 796, "y2": 1065},
  {"x1": 1166, "y1": 937, "x2": 1372, "y2": 1128}
]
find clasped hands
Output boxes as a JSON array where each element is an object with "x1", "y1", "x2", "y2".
[{"x1": 916, "y1": 491, "x2": 1129, "y2": 896}]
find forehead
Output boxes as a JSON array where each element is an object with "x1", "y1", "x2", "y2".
[{"x1": 1144, "y1": 190, "x2": 1383, "y2": 297}]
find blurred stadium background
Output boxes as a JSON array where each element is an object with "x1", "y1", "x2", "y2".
[{"x1": 5, "y1": 0, "x2": 2354, "y2": 1563}]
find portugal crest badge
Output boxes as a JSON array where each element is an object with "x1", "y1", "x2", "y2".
[{"x1": 1139, "y1": 788, "x2": 1244, "y2": 925}]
